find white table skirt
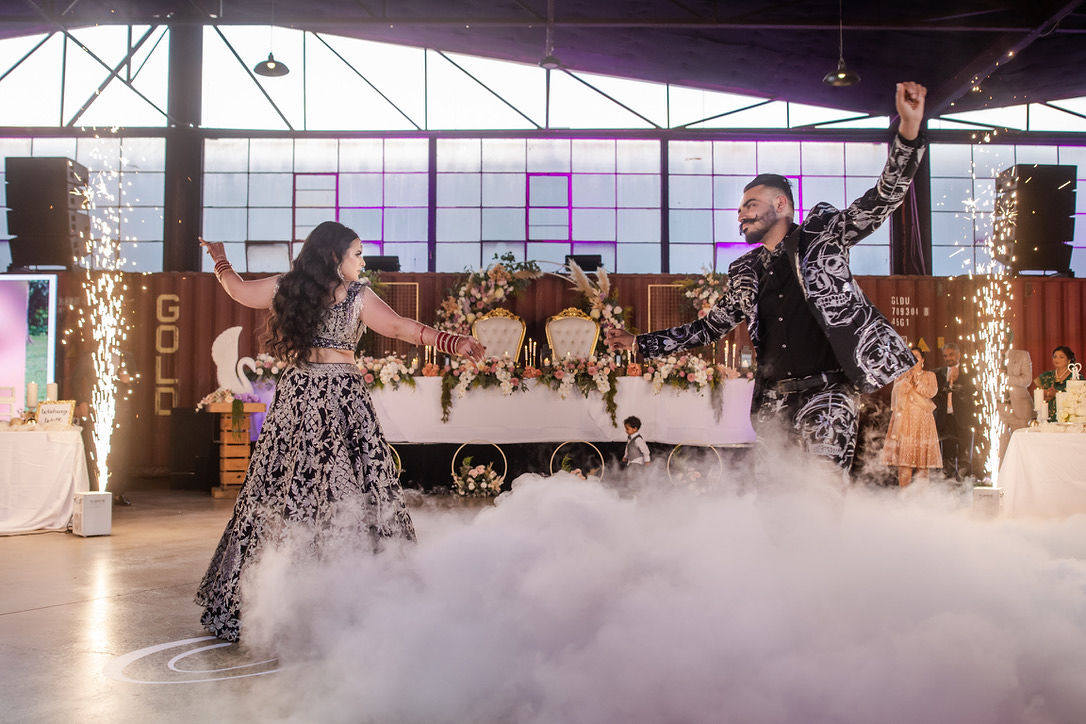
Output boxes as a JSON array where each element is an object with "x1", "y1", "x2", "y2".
[
  {"x1": 369, "y1": 377, "x2": 756, "y2": 445},
  {"x1": 998, "y1": 428, "x2": 1086, "y2": 517},
  {"x1": 0, "y1": 429, "x2": 91, "y2": 535}
]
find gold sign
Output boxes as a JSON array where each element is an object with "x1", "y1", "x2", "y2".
[{"x1": 155, "y1": 294, "x2": 180, "y2": 416}]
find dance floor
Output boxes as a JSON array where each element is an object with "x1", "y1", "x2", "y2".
[{"x1": 5, "y1": 477, "x2": 1086, "y2": 722}]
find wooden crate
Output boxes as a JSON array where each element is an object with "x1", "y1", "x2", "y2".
[{"x1": 201, "y1": 401, "x2": 266, "y2": 497}]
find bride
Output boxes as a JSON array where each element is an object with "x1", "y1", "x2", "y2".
[{"x1": 195, "y1": 221, "x2": 484, "y2": 641}]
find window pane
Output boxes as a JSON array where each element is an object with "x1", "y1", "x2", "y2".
[
  {"x1": 756, "y1": 142, "x2": 801, "y2": 175},
  {"x1": 338, "y1": 208, "x2": 382, "y2": 240},
  {"x1": 248, "y1": 208, "x2": 291, "y2": 240},
  {"x1": 714, "y1": 211, "x2": 741, "y2": 243},
  {"x1": 119, "y1": 241, "x2": 162, "y2": 271},
  {"x1": 526, "y1": 139, "x2": 570, "y2": 172},
  {"x1": 572, "y1": 242, "x2": 615, "y2": 270},
  {"x1": 437, "y1": 139, "x2": 481, "y2": 171},
  {"x1": 799, "y1": 177, "x2": 846, "y2": 211},
  {"x1": 383, "y1": 207, "x2": 427, "y2": 241},
  {"x1": 293, "y1": 139, "x2": 338, "y2": 172},
  {"x1": 712, "y1": 176, "x2": 746, "y2": 210},
  {"x1": 528, "y1": 175, "x2": 569, "y2": 206},
  {"x1": 339, "y1": 139, "x2": 383, "y2": 172},
  {"x1": 928, "y1": 144, "x2": 973, "y2": 177},
  {"x1": 122, "y1": 207, "x2": 163, "y2": 241},
  {"x1": 436, "y1": 208, "x2": 480, "y2": 241},
  {"x1": 247, "y1": 139, "x2": 293, "y2": 172},
  {"x1": 481, "y1": 241, "x2": 525, "y2": 262},
  {"x1": 339, "y1": 173, "x2": 383, "y2": 207},
  {"x1": 528, "y1": 208, "x2": 568, "y2": 240},
  {"x1": 246, "y1": 242, "x2": 291, "y2": 272},
  {"x1": 572, "y1": 174, "x2": 615, "y2": 207},
  {"x1": 482, "y1": 208, "x2": 525, "y2": 240},
  {"x1": 383, "y1": 139, "x2": 428, "y2": 172},
  {"x1": 526, "y1": 242, "x2": 571, "y2": 266},
  {"x1": 669, "y1": 141, "x2": 711, "y2": 173},
  {"x1": 617, "y1": 243, "x2": 659, "y2": 273},
  {"x1": 204, "y1": 139, "x2": 249, "y2": 172},
  {"x1": 800, "y1": 142, "x2": 844, "y2": 175},
  {"x1": 931, "y1": 178, "x2": 973, "y2": 212},
  {"x1": 571, "y1": 139, "x2": 615, "y2": 173},
  {"x1": 572, "y1": 208, "x2": 616, "y2": 241},
  {"x1": 121, "y1": 172, "x2": 164, "y2": 207},
  {"x1": 712, "y1": 141, "x2": 756, "y2": 174},
  {"x1": 437, "y1": 173, "x2": 481, "y2": 206},
  {"x1": 482, "y1": 139, "x2": 526, "y2": 171},
  {"x1": 617, "y1": 175, "x2": 659, "y2": 208},
  {"x1": 670, "y1": 243, "x2": 713, "y2": 273},
  {"x1": 482, "y1": 173, "x2": 525, "y2": 206},
  {"x1": 848, "y1": 244, "x2": 889, "y2": 275},
  {"x1": 616, "y1": 140, "x2": 658, "y2": 173},
  {"x1": 844, "y1": 143, "x2": 886, "y2": 175},
  {"x1": 203, "y1": 208, "x2": 247, "y2": 241},
  {"x1": 204, "y1": 173, "x2": 248, "y2": 207},
  {"x1": 669, "y1": 175, "x2": 713, "y2": 209},
  {"x1": 383, "y1": 242, "x2": 428, "y2": 272},
  {"x1": 669, "y1": 209, "x2": 712, "y2": 243},
  {"x1": 617, "y1": 209, "x2": 660, "y2": 243},
  {"x1": 384, "y1": 173, "x2": 428, "y2": 206},
  {"x1": 931, "y1": 212, "x2": 973, "y2": 245},
  {"x1": 716, "y1": 242, "x2": 748, "y2": 270},
  {"x1": 248, "y1": 173, "x2": 292, "y2": 206},
  {"x1": 436, "y1": 242, "x2": 479, "y2": 271},
  {"x1": 121, "y1": 138, "x2": 165, "y2": 171}
]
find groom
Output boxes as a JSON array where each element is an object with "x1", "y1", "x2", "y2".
[{"x1": 607, "y1": 82, "x2": 928, "y2": 471}]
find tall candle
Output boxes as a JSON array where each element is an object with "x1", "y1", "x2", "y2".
[
  {"x1": 46, "y1": 383, "x2": 58, "y2": 401},
  {"x1": 26, "y1": 382, "x2": 38, "y2": 408},
  {"x1": 1034, "y1": 387, "x2": 1047, "y2": 420}
]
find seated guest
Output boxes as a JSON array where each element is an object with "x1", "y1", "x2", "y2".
[
  {"x1": 881, "y1": 346, "x2": 941, "y2": 487},
  {"x1": 1034, "y1": 345, "x2": 1076, "y2": 422}
]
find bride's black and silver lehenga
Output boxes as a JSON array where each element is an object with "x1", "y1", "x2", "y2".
[{"x1": 196, "y1": 280, "x2": 415, "y2": 642}]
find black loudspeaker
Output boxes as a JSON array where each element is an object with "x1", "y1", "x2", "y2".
[
  {"x1": 363, "y1": 255, "x2": 400, "y2": 271},
  {"x1": 566, "y1": 254, "x2": 602, "y2": 271},
  {"x1": 994, "y1": 164, "x2": 1076, "y2": 273},
  {"x1": 5, "y1": 157, "x2": 90, "y2": 268}
]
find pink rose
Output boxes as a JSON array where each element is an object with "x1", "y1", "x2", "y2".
[
  {"x1": 555, "y1": 370, "x2": 565, "y2": 379},
  {"x1": 587, "y1": 366, "x2": 598, "y2": 375},
  {"x1": 511, "y1": 378, "x2": 520, "y2": 385},
  {"x1": 687, "y1": 373, "x2": 696, "y2": 382},
  {"x1": 697, "y1": 309, "x2": 709, "y2": 319},
  {"x1": 364, "y1": 373, "x2": 375, "y2": 384}
]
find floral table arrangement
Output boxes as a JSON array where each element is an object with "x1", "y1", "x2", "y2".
[{"x1": 451, "y1": 456, "x2": 504, "y2": 497}]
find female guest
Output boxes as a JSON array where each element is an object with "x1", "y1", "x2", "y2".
[
  {"x1": 196, "y1": 221, "x2": 484, "y2": 642},
  {"x1": 1034, "y1": 345, "x2": 1076, "y2": 422},
  {"x1": 881, "y1": 346, "x2": 942, "y2": 487}
]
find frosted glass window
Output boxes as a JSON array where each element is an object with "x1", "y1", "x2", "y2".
[
  {"x1": 121, "y1": 172, "x2": 165, "y2": 206},
  {"x1": 616, "y1": 140, "x2": 658, "y2": 173},
  {"x1": 204, "y1": 174, "x2": 248, "y2": 207},
  {"x1": 246, "y1": 242, "x2": 291, "y2": 272},
  {"x1": 712, "y1": 176, "x2": 747, "y2": 209},
  {"x1": 32, "y1": 138, "x2": 77, "y2": 158},
  {"x1": 248, "y1": 139, "x2": 294, "y2": 172},
  {"x1": 756, "y1": 142, "x2": 801, "y2": 174},
  {"x1": 716, "y1": 243, "x2": 749, "y2": 270},
  {"x1": 482, "y1": 139, "x2": 526, "y2": 171},
  {"x1": 931, "y1": 211, "x2": 973, "y2": 245},
  {"x1": 482, "y1": 208, "x2": 525, "y2": 240},
  {"x1": 799, "y1": 177, "x2": 846, "y2": 211},
  {"x1": 384, "y1": 174, "x2": 428, "y2": 206},
  {"x1": 572, "y1": 209, "x2": 616, "y2": 241},
  {"x1": 436, "y1": 242, "x2": 480, "y2": 271},
  {"x1": 338, "y1": 139, "x2": 383, "y2": 172},
  {"x1": 712, "y1": 142, "x2": 757, "y2": 174},
  {"x1": 670, "y1": 243, "x2": 713, "y2": 273},
  {"x1": 383, "y1": 139, "x2": 428, "y2": 172},
  {"x1": 437, "y1": 139, "x2": 482, "y2": 171},
  {"x1": 670, "y1": 209, "x2": 712, "y2": 243},
  {"x1": 122, "y1": 207, "x2": 163, "y2": 241},
  {"x1": 248, "y1": 208, "x2": 291, "y2": 240},
  {"x1": 339, "y1": 174, "x2": 383, "y2": 207},
  {"x1": 928, "y1": 144, "x2": 973, "y2": 177},
  {"x1": 713, "y1": 211, "x2": 742, "y2": 243},
  {"x1": 293, "y1": 208, "x2": 336, "y2": 240},
  {"x1": 248, "y1": 174, "x2": 293, "y2": 206},
  {"x1": 482, "y1": 173, "x2": 525, "y2": 206},
  {"x1": 844, "y1": 177, "x2": 878, "y2": 207},
  {"x1": 120, "y1": 242, "x2": 163, "y2": 271},
  {"x1": 383, "y1": 243, "x2": 428, "y2": 272},
  {"x1": 617, "y1": 175, "x2": 659, "y2": 208},
  {"x1": 618, "y1": 243, "x2": 659, "y2": 273},
  {"x1": 383, "y1": 208, "x2": 427, "y2": 241},
  {"x1": 572, "y1": 140, "x2": 616, "y2": 173},
  {"x1": 572, "y1": 175, "x2": 616, "y2": 207},
  {"x1": 293, "y1": 139, "x2": 338, "y2": 172},
  {"x1": 617, "y1": 209, "x2": 660, "y2": 243},
  {"x1": 437, "y1": 174, "x2": 481, "y2": 206},
  {"x1": 572, "y1": 242, "x2": 615, "y2": 270},
  {"x1": 844, "y1": 143, "x2": 887, "y2": 175},
  {"x1": 669, "y1": 175, "x2": 713, "y2": 209},
  {"x1": 669, "y1": 141, "x2": 712, "y2": 174},
  {"x1": 120, "y1": 138, "x2": 166, "y2": 171},
  {"x1": 800, "y1": 142, "x2": 844, "y2": 175},
  {"x1": 526, "y1": 242, "x2": 572, "y2": 266},
  {"x1": 482, "y1": 242, "x2": 525, "y2": 262},
  {"x1": 528, "y1": 208, "x2": 569, "y2": 240},
  {"x1": 526, "y1": 140, "x2": 570, "y2": 172},
  {"x1": 338, "y1": 209, "x2": 383, "y2": 240},
  {"x1": 931, "y1": 178, "x2": 974, "y2": 212},
  {"x1": 528, "y1": 175, "x2": 569, "y2": 206},
  {"x1": 437, "y1": 208, "x2": 481, "y2": 241},
  {"x1": 848, "y1": 245, "x2": 890, "y2": 276},
  {"x1": 294, "y1": 175, "x2": 336, "y2": 207},
  {"x1": 204, "y1": 139, "x2": 249, "y2": 172}
]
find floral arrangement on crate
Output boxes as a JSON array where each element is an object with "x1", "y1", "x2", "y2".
[
  {"x1": 452, "y1": 456, "x2": 504, "y2": 497},
  {"x1": 538, "y1": 355, "x2": 620, "y2": 426},
  {"x1": 243, "y1": 353, "x2": 286, "y2": 384},
  {"x1": 440, "y1": 354, "x2": 528, "y2": 422},
  {"x1": 357, "y1": 353, "x2": 418, "y2": 390},
  {"x1": 679, "y1": 269, "x2": 728, "y2": 319},
  {"x1": 195, "y1": 388, "x2": 261, "y2": 431},
  {"x1": 566, "y1": 259, "x2": 628, "y2": 348},
  {"x1": 435, "y1": 253, "x2": 542, "y2": 335}
]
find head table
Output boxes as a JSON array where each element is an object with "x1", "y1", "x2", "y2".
[
  {"x1": 368, "y1": 377, "x2": 756, "y2": 446},
  {"x1": 0, "y1": 428, "x2": 91, "y2": 535},
  {"x1": 998, "y1": 427, "x2": 1086, "y2": 517}
]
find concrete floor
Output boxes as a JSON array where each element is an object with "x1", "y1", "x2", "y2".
[{"x1": 0, "y1": 491, "x2": 456, "y2": 723}]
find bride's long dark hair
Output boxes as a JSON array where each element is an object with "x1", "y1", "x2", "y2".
[{"x1": 266, "y1": 221, "x2": 358, "y2": 364}]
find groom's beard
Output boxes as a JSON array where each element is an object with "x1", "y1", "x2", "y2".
[{"x1": 740, "y1": 208, "x2": 779, "y2": 244}]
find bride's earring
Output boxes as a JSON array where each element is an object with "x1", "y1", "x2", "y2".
[{"x1": 336, "y1": 264, "x2": 345, "y2": 281}]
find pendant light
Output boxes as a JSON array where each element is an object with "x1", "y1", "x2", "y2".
[
  {"x1": 539, "y1": 0, "x2": 562, "y2": 69},
  {"x1": 822, "y1": 0, "x2": 859, "y2": 87},
  {"x1": 254, "y1": 2, "x2": 290, "y2": 77}
]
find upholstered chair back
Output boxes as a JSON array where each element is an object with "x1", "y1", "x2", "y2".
[
  {"x1": 546, "y1": 308, "x2": 600, "y2": 360},
  {"x1": 471, "y1": 309, "x2": 526, "y2": 361}
]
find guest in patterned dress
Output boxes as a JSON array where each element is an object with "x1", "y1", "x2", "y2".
[
  {"x1": 195, "y1": 221, "x2": 484, "y2": 642},
  {"x1": 881, "y1": 346, "x2": 942, "y2": 487},
  {"x1": 1034, "y1": 345, "x2": 1076, "y2": 422}
]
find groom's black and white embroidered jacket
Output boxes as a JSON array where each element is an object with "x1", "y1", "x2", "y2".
[{"x1": 637, "y1": 133, "x2": 926, "y2": 394}]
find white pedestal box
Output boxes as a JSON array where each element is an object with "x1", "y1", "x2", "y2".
[
  {"x1": 972, "y1": 486, "x2": 1004, "y2": 518},
  {"x1": 73, "y1": 491, "x2": 112, "y2": 536}
]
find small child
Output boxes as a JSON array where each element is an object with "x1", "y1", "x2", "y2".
[{"x1": 622, "y1": 416, "x2": 651, "y2": 466}]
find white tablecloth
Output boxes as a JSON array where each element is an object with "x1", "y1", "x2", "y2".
[
  {"x1": 369, "y1": 377, "x2": 756, "y2": 445},
  {"x1": 998, "y1": 428, "x2": 1086, "y2": 517},
  {"x1": 0, "y1": 429, "x2": 91, "y2": 535}
]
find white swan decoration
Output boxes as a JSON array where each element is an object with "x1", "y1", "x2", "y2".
[{"x1": 211, "y1": 326, "x2": 255, "y2": 395}]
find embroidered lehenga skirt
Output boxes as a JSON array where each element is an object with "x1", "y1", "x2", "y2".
[{"x1": 195, "y1": 362, "x2": 416, "y2": 642}]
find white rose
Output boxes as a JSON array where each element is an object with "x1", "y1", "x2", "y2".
[{"x1": 589, "y1": 308, "x2": 601, "y2": 319}]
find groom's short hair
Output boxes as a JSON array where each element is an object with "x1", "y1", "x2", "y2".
[{"x1": 744, "y1": 173, "x2": 794, "y2": 207}]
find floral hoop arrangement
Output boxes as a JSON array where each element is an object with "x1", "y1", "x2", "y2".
[
  {"x1": 548, "y1": 440, "x2": 605, "y2": 481},
  {"x1": 679, "y1": 269, "x2": 728, "y2": 319},
  {"x1": 450, "y1": 441, "x2": 508, "y2": 497},
  {"x1": 666, "y1": 441, "x2": 724, "y2": 490},
  {"x1": 357, "y1": 353, "x2": 418, "y2": 390},
  {"x1": 435, "y1": 253, "x2": 541, "y2": 336}
]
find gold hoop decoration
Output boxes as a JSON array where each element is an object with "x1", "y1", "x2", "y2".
[
  {"x1": 387, "y1": 442, "x2": 403, "y2": 475},
  {"x1": 451, "y1": 440, "x2": 508, "y2": 483},
  {"x1": 544, "y1": 307, "x2": 600, "y2": 356},
  {"x1": 548, "y1": 440, "x2": 606, "y2": 482},
  {"x1": 666, "y1": 441, "x2": 723, "y2": 485}
]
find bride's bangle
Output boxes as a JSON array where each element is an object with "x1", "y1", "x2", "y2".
[{"x1": 435, "y1": 331, "x2": 467, "y2": 356}]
